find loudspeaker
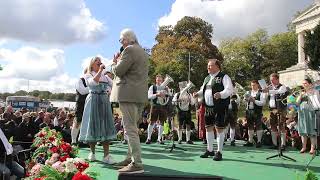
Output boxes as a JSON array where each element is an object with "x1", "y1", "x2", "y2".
[{"x1": 118, "y1": 174, "x2": 222, "y2": 180}]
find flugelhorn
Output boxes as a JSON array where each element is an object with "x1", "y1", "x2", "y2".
[
  {"x1": 158, "y1": 74, "x2": 174, "y2": 105},
  {"x1": 178, "y1": 81, "x2": 195, "y2": 111}
]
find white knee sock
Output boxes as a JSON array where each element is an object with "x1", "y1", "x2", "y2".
[
  {"x1": 281, "y1": 133, "x2": 286, "y2": 146},
  {"x1": 158, "y1": 125, "x2": 163, "y2": 141},
  {"x1": 230, "y1": 128, "x2": 235, "y2": 141},
  {"x1": 256, "y1": 130, "x2": 263, "y2": 143},
  {"x1": 217, "y1": 132, "x2": 225, "y2": 153},
  {"x1": 71, "y1": 126, "x2": 80, "y2": 144},
  {"x1": 248, "y1": 130, "x2": 254, "y2": 143},
  {"x1": 178, "y1": 129, "x2": 183, "y2": 141},
  {"x1": 186, "y1": 130, "x2": 191, "y2": 142},
  {"x1": 147, "y1": 124, "x2": 154, "y2": 140},
  {"x1": 124, "y1": 133, "x2": 128, "y2": 141},
  {"x1": 271, "y1": 131, "x2": 277, "y2": 146},
  {"x1": 206, "y1": 131, "x2": 214, "y2": 152}
]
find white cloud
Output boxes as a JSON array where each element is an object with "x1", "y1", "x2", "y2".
[
  {"x1": 159, "y1": 0, "x2": 313, "y2": 44},
  {"x1": 0, "y1": 0, "x2": 106, "y2": 45},
  {"x1": 0, "y1": 46, "x2": 77, "y2": 93}
]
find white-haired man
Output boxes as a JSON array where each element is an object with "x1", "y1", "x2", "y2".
[{"x1": 111, "y1": 28, "x2": 148, "y2": 174}]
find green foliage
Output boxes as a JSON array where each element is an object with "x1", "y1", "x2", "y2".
[
  {"x1": 39, "y1": 165, "x2": 64, "y2": 180},
  {"x1": 0, "y1": 90, "x2": 75, "y2": 101},
  {"x1": 152, "y1": 16, "x2": 222, "y2": 89},
  {"x1": 305, "y1": 23, "x2": 320, "y2": 71},
  {"x1": 220, "y1": 29, "x2": 297, "y2": 86}
]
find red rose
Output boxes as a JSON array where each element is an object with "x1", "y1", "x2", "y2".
[
  {"x1": 60, "y1": 143, "x2": 72, "y2": 153},
  {"x1": 59, "y1": 154, "x2": 70, "y2": 162},
  {"x1": 72, "y1": 172, "x2": 92, "y2": 180},
  {"x1": 39, "y1": 133, "x2": 45, "y2": 138},
  {"x1": 48, "y1": 137, "x2": 55, "y2": 142},
  {"x1": 50, "y1": 146, "x2": 59, "y2": 153},
  {"x1": 75, "y1": 162, "x2": 89, "y2": 172}
]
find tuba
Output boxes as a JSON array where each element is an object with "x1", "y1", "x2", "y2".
[
  {"x1": 157, "y1": 74, "x2": 174, "y2": 105},
  {"x1": 178, "y1": 81, "x2": 195, "y2": 111}
]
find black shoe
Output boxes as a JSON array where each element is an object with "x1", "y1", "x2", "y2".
[
  {"x1": 213, "y1": 151, "x2": 222, "y2": 161},
  {"x1": 243, "y1": 142, "x2": 253, "y2": 147},
  {"x1": 230, "y1": 140, "x2": 235, "y2": 146},
  {"x1": 178, "y1": 140, "x2": 182, "y2": 144},
  {"x1": 203, "y1": 140, "x2": 207, "y2": 144},
  {"x1": 145, "y1": 139, "x2": 151, "y2": 144},
  {"x1": 186, "y1": 140, "x2": 194, "y2": 144},
  {"x1": 281, "y1": 145, "x2": 286, "y2": 151},
  {"x1": 200, "y1": 150, "x2": 215, "y2": 158},
  {"x1": 256, "y1": 142, "x2": 262, "y2": 148},
  {"x1": 157, "y1": 140, "x2": 165, "y2": 145},
  {"x1": 122, "y1": 140, "x2": 127, "y2": 144}
]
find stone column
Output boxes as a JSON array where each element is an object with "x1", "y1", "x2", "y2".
[{"x1": 298, "y1": 31, "x2": 306, "y2": 65}]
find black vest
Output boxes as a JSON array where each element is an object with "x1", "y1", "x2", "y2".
[
  {"x1": 269, "y1": 84, "x2": 288, "y2": 110},
  {"x1": 152, "y1": 85, "x2": 167, "y2": 106},
  {"x1": 75, "y1": 78, "x2": 88, "y2": 103},
  {"x1": 247, "y1": 90, "x2": 263, "y2": 114},
  {"x1": 203, "y1": 72, "x2": 230, "y2": 108}
]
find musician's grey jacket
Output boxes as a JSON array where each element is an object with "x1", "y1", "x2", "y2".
[{"x1": 110, "y1": 44, "x2": 149, "y2": 103}]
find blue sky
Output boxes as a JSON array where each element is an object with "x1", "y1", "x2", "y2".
[{"x1": 0, "y1": 0, "x2": 313, "y2": 93}]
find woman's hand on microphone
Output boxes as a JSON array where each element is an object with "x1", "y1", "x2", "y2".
[{"x1": 99, "y1": 64, "x2": 105, "y2": 71}]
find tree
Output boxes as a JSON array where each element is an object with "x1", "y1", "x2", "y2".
[
  {"x1": 151, "y1": 16, "x2": 222, "y2": 89},
  {"x1": 304, "y1": 23, "x2": 320, "y2": 71},
  {"x1": 220, "y1": 29, "x2": 298, "y2": 86}
]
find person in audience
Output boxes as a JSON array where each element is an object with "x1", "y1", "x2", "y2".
[
  {"x1": 39, "y1": 112, "x2": 54, "y2": 129},
  {"x1": 17, "y1": 112, "x2": 38, "y2": 148},
  {"x1": 296, "y1": 78, "x2": 319, "y2": 155},
  {"x1": 0, "y1": 127, "x2": 25, "y2": 180},
  {"x1": 34, "y1": 111, "x2": 45, "y2": 127},
  {"x1": 2, "y1": 106, "x2": 16, "y2": 123}
]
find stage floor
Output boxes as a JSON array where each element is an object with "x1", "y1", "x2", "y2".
[{"x1": 78, "y1": 141, "x2": 320, "y2": 180}]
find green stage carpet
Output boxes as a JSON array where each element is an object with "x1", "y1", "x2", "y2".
[{"x1": 78, "y1": 141, "x2": 320, "y2": 180}]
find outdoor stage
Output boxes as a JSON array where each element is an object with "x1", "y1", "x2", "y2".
[{"x1": 78, "y1": 141, "x2": 320, "y2": 180}]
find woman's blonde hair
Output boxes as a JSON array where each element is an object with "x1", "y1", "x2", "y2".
[{"x1": 87, "y1": 56, "x2": 101, "y2": 74}]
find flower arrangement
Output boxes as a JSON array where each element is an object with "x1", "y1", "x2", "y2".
[{"x1": 26, "y1": 127, "x2": 97, "y2": 180}]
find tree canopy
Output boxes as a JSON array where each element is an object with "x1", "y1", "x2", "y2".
[
  {"x1": 151, "y1": 16, "x2": 222, "y2": 89},
  {"x1": 220, "y1": 29, "x2": 297, "y2": 87}
]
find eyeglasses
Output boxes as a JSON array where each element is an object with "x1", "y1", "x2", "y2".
[{"x1": 119, "y1": 38, "x2": 124, "y2": 43}]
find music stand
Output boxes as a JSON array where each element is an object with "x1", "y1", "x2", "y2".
[
  {"x1": 266, "y1": 110, "x2": 296, "y2": 162},
  {"x1": 165, "y1": 116, "x2": 186, "y2": 153}
]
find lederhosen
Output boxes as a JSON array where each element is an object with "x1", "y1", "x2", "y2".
[
  {"x1": 246, "y1": 90, "x2": 263, "y2": 130},
  {"x1": 150, "y1": 85, "x2": 168, "y2": 122},
  {"x1": 176, "y1": 92, "x2": 192, "y2": 127},
  {"x1": 203, "y1": 72, "x2": 230, "y2": 128},
  {"x1": 75, "y1": 78, "x2": 88, "y2": 123},
  {"x1": 225, "y1": 97, "x2": 238, "y2": 128},
  {"x1": 269, "y1": 84, "x2": 288, "y2": 130}
]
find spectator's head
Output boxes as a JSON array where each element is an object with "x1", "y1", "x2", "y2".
[
  {"x1": 67, "y1": 113, "x2": 75, "y2": 120},
  {"x1": 14, "y1": 110, "x2": 21, "y2": 117},
  {"x1": 250, "y1": 80, "x2": 260, "y2": 91},
  {"x1": 22, "y1": 112, "x2": 31, "y2": 122},
  {"x1": 6, "y1": 105, "x2": 13, "y2": 113},
  {"x1": 38, "y1": 111, "x2": 45, "y2": 118},
  {"x1": 21, "y1": 107, "x2": 28, "y2": 114},
  {"x1": 30, "y1": 112, "x2": 37, "y2": 118},
  {"x1": 44, "y1": 112, "x2": 52, "y2": 124}
]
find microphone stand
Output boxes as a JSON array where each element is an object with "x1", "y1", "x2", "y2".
[
  {"x1": 266, "y1": 109, "x2": 296, "y2": 162},
  {"x1": 165, "y1": 116, "x2": 186, "y2": 153}
]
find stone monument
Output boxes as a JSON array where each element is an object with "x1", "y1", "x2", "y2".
[{"x1": 279, "y1": 0, "x2": 320, "y2": 87}]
